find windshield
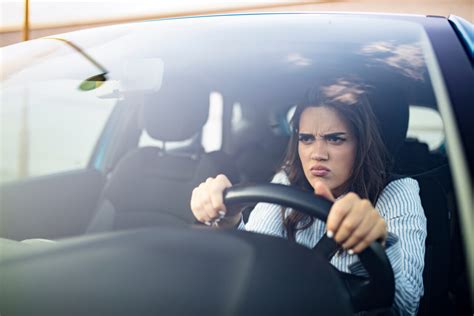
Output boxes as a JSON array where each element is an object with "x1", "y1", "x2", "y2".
[
  {"x1": 0, "y1": 14, "x2": 443, "y2": 184},
  {"x1": 1, "y1": 38, "x2": 118, "y2": 182}
]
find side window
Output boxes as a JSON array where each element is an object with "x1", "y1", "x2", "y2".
[
  {"x1": 1, "y1": 82, "x2": 116, "y2": 183},
  {"x1": 201, "y1": 92, "x2": 223, "y2": 152},
  {"x1": 407, "y1": 106, "x2": 444, "y2": 150},
  {"x1": 1, "y1": 38, "x2": 118, "y2": 184},
  {"x1": 139, "y1": 91, "x2": 223, "y2": 152}
]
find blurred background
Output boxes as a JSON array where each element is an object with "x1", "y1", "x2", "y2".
[{"x1": 1, "y1": 0, "x2": 473, "y2": 47}]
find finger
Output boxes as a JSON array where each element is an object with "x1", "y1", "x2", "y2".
[
  {"x1": 333, "y1": 199, "x2": 368, "y2": 245},
  {"x1": 193, "y1": 182, "x2": 217, "y2": 224},
  {"x1": 208, "y1": 174, "x2": 233, "y2": 217},
  {"x1": 326, "y1": 192, "x2": 359, "y2": 238},
  {"x1": 190, "y1": 187, "x2": 199, "y2": 212},
  {"x1": 351, "y1": 218, "x2": 387, "y2": 254},
  {"x1": 200, "y1": 187, "x2": 222, "y2": 222},
  {"x1": 341, "y1": 209, "x2": 377, "y2": 250},
  {"x1": 190, "y1": 186, "x2": 208, "y2": 223},
  {"x1": 314, "y1": 181, "x2": 335, "y2": 202},
  {"x1": 204, "y1": 177, "x2": 225, "y2": 216},
  {"x1": 194, "y1": 206, "x2": 213, "y2": 225}
]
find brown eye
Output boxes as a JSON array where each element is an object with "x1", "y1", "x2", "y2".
[
  {"x1": 325, "y1": 135, "x2": 346, "y2": 144},
  {"x1": 298, "y1": 133, "x2": 315, "y2": 144}
]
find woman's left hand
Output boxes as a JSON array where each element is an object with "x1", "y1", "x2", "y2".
[{"x1": 314, "y1": 181, "x2": 388, "y2": 254}]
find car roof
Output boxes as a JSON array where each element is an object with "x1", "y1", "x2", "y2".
[{"x1": 145, "y1": 11, "x2": 438, "y2": 23}]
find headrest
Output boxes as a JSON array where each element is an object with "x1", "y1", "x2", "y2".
[
  {"x1": 142, "y1": 83, "x2": 210, "y2": 142},
  {"x1": 368, "y1": 88, "x2": 409, "y2": 159}
]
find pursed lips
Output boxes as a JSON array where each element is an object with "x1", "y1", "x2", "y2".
[{"x1": 310, "y1": 165, "x2": 330, "y2": 177}]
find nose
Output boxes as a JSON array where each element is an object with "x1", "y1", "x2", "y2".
[{"x1": 310, "y1": 138, "x2": 329, "y2": 161}]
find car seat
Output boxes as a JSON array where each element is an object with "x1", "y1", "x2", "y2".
[
  {"x1": 394, "y1": 139, "x2": 456, "y2": 315},
  {"x1": 371, "y1": 92, "x2": 454, "y2": 316},
  {"x1": 229, "y1": 107, "x2": 290, "y2": 221},
  {"x1": 86, "y1": 88, "x2": 239, "y2": 233}
]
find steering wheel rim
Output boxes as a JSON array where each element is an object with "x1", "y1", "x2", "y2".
[{"x1": 224, "y1": 183, "x2": 395, "y2": 312}]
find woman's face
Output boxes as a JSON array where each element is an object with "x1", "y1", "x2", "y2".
[{"x1": 298, "y1": 106, "x2": 357, "y2": 197}]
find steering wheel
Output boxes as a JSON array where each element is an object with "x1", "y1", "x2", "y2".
[{"x1": 224, "y1": 183, "x2": 395, "y2": 313}]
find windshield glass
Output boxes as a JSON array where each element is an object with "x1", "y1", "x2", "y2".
[
  {"x1": 0, "y1": 39, "x2": 117, "y2": 182},
  {"x1": 0, "y1": 14, "x2": 443, "y2": 184}
]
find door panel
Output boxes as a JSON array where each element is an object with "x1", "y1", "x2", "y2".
[{"x1": 0, "y1": 169, "x2": 105, "y2": 240}]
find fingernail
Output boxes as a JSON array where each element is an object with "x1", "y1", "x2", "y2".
[
  {"x1": 218, "y1": 211, "x2": 226, "y2": 217},
  {"x1": 348, "y1": 249, "x2": 354, "y2": 255},
  {"x1": 215, "y1": 218, "x2": 221, "y2": 223},
  {"x1": 326, "y1": 230, "x2": 334, "y2": 238},
  {"x1": 205, "y1": 221, "x2": 211, "y2": 226}
]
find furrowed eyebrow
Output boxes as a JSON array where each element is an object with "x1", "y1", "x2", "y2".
[
  {"x1": 298, "y1": 132, "x2": 347, "y2": 137},
  {"x1": 323, "y1": 132, "x2": 347, "y2": 137}
]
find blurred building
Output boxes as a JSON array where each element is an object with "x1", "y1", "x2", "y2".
[{"x1": 0, "y1": 0, "x2": 473, "y2": 47}]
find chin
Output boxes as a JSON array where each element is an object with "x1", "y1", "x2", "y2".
[{"x1": 310, "y1": 176, "x2": 333, "y2": 189}]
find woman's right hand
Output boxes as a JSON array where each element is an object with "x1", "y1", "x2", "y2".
[{"x1": 190, "y1": 174, "x2": 242, "y2": 227}]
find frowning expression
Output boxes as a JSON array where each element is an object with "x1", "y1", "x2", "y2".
[{"x1": 298, "y1": 106, "x2": 357, "y2": 197}]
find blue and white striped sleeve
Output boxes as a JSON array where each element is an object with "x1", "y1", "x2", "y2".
[
  {"x1": 375, "y1": 178, "x2": 427, "y2": 316},
  {"x1": 237, "y1": 172, "x2": 289, "y2": 238}
]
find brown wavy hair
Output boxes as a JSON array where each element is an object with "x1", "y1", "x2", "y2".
[{"x1": 281, "y1": 79, "x2": 390, "y2": 241}]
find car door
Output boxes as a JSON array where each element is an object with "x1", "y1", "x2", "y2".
[
  {"x1": 0, "y1": 38, "x2": 120, "y2": 240},
  {"x1": 0, "y1": 169, "x2": 105, "y2": 240}
]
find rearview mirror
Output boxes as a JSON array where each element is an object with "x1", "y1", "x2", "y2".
[
  {"x1": 79, "y1": 73, "x2": 108, "y2": 91},
  {"x1": 119, "y1": 58, "x2": 164, "y2": 93},
  {"x1": 95, "y1": 58, "x2": 164, "y2": 98}
]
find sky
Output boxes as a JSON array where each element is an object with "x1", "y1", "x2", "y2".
[
  {"x1": 1, "y1": 0, "x2": 293, "y2": 29},
  {"x1": 2, "y1": 0, "x2": 472, "y2": 31}
]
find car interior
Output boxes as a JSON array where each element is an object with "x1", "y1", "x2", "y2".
[
  {"x1": 86, "y1": 88, "x2": 239, "y2": 233},
  {"x1": 80, "y1": 83, "x2": 468, "y2": 315},
  {"x1": 0, "y1": 14, "x2": 471, "y2": 314},
  {"x1": 0, "y1": 80, "x2": 470, "y2": 315}
]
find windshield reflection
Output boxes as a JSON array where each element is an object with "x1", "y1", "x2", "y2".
[
  {"x1": 321, "y1": 78, "x2": 368, "y2": 105},
  {"x1": 286, "y1": 53, "x2": 313, "y2": 67},
  {"x1": 360, "y1": 41, "x2": 426, "y2": 81}
]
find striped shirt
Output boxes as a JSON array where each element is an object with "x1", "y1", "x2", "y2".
[{"x1": 238, "y1": 171, "x2": 427, "y2": 316}]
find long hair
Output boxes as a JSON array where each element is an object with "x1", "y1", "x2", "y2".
[{"x1": 281, "y1": 79, "x2": 390, "y2": 241}]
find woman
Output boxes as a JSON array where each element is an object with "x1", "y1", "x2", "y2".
[{"x1": 190, "y1": 80, "x2": 427, "y2": 315}]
